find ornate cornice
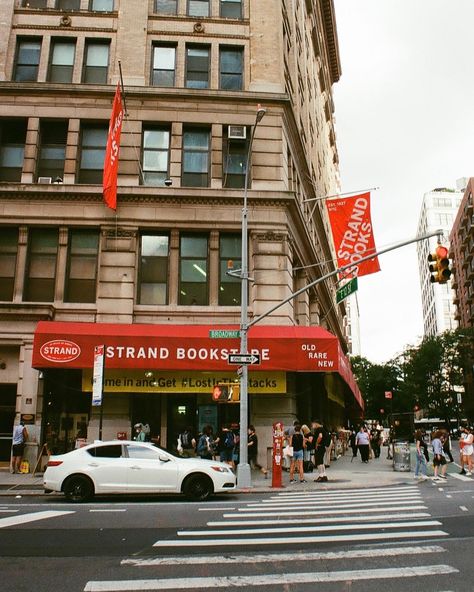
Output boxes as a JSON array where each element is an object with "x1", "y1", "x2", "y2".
[{"x1": 319, "y1": 0, "x2": 341, "y2": 84}]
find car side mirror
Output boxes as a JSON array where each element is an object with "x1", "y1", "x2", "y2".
[{"x1": 159, "y1": 455, "x2": 171, "y2": 463}]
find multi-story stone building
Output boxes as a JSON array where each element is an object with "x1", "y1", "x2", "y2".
[
  {"x1": 416, "y1": 185, "x2": 464, "y2": 337},
  {"x1": 450, "y1": 178, "x2": 474, "y2": 419},
  {"x1": 450, "y1": 178, "x2": 474, "y2": 329},
  {"x1": 0, "y1": 0, "x2": 362, "y2": 468}
]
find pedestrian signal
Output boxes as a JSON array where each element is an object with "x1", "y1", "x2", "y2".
[
  {"x1": 428, "y1": 245, "x2": 451, "y2": 284},
  {"x1": 211, "y1": 383, "x2": 240, "y2": 403}
]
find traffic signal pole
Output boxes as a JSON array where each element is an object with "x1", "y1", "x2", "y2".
[{"x1": 247, "y1": 229, "x2": 445, "y2": 329}]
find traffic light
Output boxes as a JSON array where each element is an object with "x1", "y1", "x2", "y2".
[
  {"x1": 428, "y1": 245, "x2": 452, "y2": 284},
  {"x1": 211, "y1": 383, "x2": 240, "y2": 403}
]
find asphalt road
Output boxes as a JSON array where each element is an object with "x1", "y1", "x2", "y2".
[{"x1": 1, "y1": 477, "x2": 474, "y2": 592}]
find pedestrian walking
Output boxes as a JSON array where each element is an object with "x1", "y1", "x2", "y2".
[
  {"x1": 133, "y1": 423, "x2": 146, "y2": 442},
  {"x1": 431, "y1": 430, "x2": 448, "y2": 480},
  {"x1": 349, "y1": 428, "x2": 358, "y2": 460},
  {"x1": 414, "y1": 429, "x2": 428, "y2": 480},
  {"x1": 218, "y1": 425, "x2": 235, "y2": 468},
  {"x1": 248, "y1": 425, "x2": 268, "y2": 477},
  {"x1": 356, "y1": 425, "x2": 370, "y2": 463},
  {"x1": 289, "y1": 423, "x2": 305, "y2": 483},
  {"x1": 11, "y1": 421, "x2": 28, "y2": 474},
  {"x1": 178, "y1": 426, "x2": 196, "y2": 457},
  {"x1": 370, "y1": 426, "x2": 382, "y2": 459},
  {"x1": 311, "y1": 420, "x2": 330, "y2": 482},
  {"x1": 196, "y1": 425, "x2": 215, "y2": 460},
  {"x1": 441, "y1": 429, "x2": 454, "y2": 463},
  {"x1": 460, "y1": 426, "x2": 473, "y2": 476}
]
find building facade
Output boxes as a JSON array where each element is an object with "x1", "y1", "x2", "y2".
[
  {"x1": 416, "y1": 186, "x2": 463, "y2": 337},
  {"x1": 0, "y1": 0, "x2": 362, "y2": 468}
]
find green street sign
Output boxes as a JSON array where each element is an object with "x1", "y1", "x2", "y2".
[
  {"x1": 336, "y1": 277, "x2": 358, "y2": 304},
  {"x1": 209, "y1": 329, "x2": 241, "y2": 339}
]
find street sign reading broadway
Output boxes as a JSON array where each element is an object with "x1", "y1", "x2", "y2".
[
  {"x1": 209, "y1": 329, "x2": 241, "y2": 339},
  {"x1": 228, "y1": 353, "x2": 261, "y2": 365},
  {"x1": 336, "y1": 277, "x2": 358, "y2": 304}
]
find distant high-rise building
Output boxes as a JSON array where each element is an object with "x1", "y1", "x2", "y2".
[{"x1": 416, "y1": 184, "x2": 464, "y2": 336}]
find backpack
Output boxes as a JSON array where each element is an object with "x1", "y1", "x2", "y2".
[
  {"x1": 224, "y1": 431, "x2": 235, "y2": 449},
  {"x1": 197, "y1": 434, "x2": 209, "y2": 455},
  {"x1": 180, "y1": 431, "x2": 191, "y2": 448}
]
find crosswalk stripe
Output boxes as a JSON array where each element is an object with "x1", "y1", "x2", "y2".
[
  {"x1": 0, "y1": 510, "x2": 74, "y2": 529},
  {"x1": 449, "y1": 473, "x2": 473, "y2": 482},
  {"x1": 260, "y1": 493, "x2": 422, "y2": 507},
  {"x1": 224, "y1": 505, "x2": 428, "y2": 518},
  {"x1": 121, "y1": 544, "x2": 446, "y2": 567},
  {"x1": 0, "y1": 509, "x2": 19, "y2": 513},
  {"x1": 207, "y1": 512, "x2": 431, "y2": 527},
  {"x1": 178, "y1": 520, "x2": 442, "y2": 537},
  {"x1": 85, "y1": 564, "x2": 458, "y2": 590},
  {"x1": 239, "y1": 499, "x2": 422, "y2": 511},
  {"x1": 261, "y1": 493, "x2": 422, "y2": 503},
  {"x1": 275, "y1": 485, "x2": 419, "y2": 496},
  {"x1": 253, "y1": 494, "x2": 421, "y2": 506},
  {"x1": 153, "y1": 530, "x2": 448, "y2": 548},
  {"x1": 268, "y1": 489, "x2": 421, "y2": 497}
]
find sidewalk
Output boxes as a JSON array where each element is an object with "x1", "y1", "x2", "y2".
[{"x1": 0, "y1": 447, "x2": 419, "y2": 497}]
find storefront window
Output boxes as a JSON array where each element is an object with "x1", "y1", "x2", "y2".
[
  {"x1": 138, "y1": 234, "x2": 169, "y2": 304},
  {"x1": 0, "y1": 227, "x2": 18, "y2": 301},
  {"x1": 219, "y1": 234, "x2": 241, "y2": 305},
  {"x1": 23, "y1": 228, "x2": 59, "y2": 302},
  {"x1": 64, "y1": 229, "x2": 99, "y2": 303},
  {"x1": 179, "y1": 234, "x2": 209, "y2": 305}
]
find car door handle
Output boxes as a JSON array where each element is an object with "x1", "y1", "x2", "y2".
[
  {"x1": 130, "y1": 465, "x2": 141, "y2": 470},
  {"x1": 88, "y1": 463, "x2": 99, "y2": 467}
]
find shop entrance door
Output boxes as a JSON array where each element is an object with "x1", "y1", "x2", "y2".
[
  {"x1": 167, "y1": 396, "x2": 196, "y2": 453},
  {"x1": 0, "y1": 384, "x2": 16, "y2": 463}
]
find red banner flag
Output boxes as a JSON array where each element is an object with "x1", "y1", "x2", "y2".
[
  {"x1": 103, "y1": 84, "x2": 124, "y2": 210},
  {"x1": 326, "y1": 192, "x2": 380, "y2": 278}
]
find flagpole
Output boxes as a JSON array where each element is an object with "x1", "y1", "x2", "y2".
[
  {"x1": 118, "y1": 61, "x2": 128, "y2": 117},
  {"x1": 302, "y1": 186, "x2": 379, "y2": 203}
]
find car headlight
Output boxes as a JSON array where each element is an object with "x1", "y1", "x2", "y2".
[{"x1": 211, "y1": 465, "x2": 231, "y2": 473}]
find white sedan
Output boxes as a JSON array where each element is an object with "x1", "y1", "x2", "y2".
[{"x1": 43, "y1": 440, "x2": 236, "y2": 502}]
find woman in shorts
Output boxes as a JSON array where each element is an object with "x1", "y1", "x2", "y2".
[
  {"x1": 460, "y1": 426, "x2": 474, "y2": 476},
  {"x1": 289, "y1": 423, "x2": 306, "y2": 483},
  {"x1": 431, "y1": 430, "x2": 447, "y2": 480}
]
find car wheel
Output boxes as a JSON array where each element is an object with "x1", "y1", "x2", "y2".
[
  {"x1": 63, "y1": 475, "x2": 94, "y2": 503},
  {"x1": 183, "y1": 474, "x2": 213, "y2": 501}
]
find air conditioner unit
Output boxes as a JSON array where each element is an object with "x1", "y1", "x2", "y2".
[
  {"x1": 37, "y1": 177, "x2": 52, "y2": 184},
  {"x1": 228, "y1": 125, "x2": 247, "y2": 140}
]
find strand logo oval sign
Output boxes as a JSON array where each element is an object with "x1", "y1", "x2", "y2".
[{"x1": 40, "y1": 340, "x2": 81, "y2": 363}]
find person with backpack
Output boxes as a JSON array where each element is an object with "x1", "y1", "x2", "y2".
[
  {"x1": 218, "y1": 425, "x2": 235, "y2": 468},
  {"x1": 248, "y1": 425, "x2": 268, "y2": 477},
  {"x1": 311, "y1": 419, "x2": 330, "y2": 482},
  {"x1": 178, "y1": 427, "x2": 196, "y2": 457},
  {"x1": 196, "y1": 425, "x2": 214, "y2": 460},
  {"x1": 289, "y1": 423, "x2": 306, "y2": 483}
]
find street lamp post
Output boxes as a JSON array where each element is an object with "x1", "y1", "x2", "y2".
[{"x1": 237, "y1": 106, "x2": 266, "y2": 489}]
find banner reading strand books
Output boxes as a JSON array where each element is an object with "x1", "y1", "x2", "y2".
[
  {"x1": 103, "y1": 84, "x2": 124, "y2": 210},
  {"x1": 326, "y1": 192, "x2": 380, "y2": 279}
]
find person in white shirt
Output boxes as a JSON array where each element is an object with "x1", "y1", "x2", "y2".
[
  {"x1": 356, "y1": 426, "x2": 371, "y2": 463},
  {"x1": 460, "y1": 426, "x2": 474, "y2": 476}
]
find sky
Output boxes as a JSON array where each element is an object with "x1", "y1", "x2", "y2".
[{"x1": 333, "y1": 0, "x2": 474, "y2": 363}]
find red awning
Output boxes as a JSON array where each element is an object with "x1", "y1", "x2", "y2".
[{"x1": 32, "y1": 321, "x2": 363, "y2": 409}]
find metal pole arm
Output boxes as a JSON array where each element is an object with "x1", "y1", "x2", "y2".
[{"x1": 247, "y1": 229, "x2": 444, "y2": 330}]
